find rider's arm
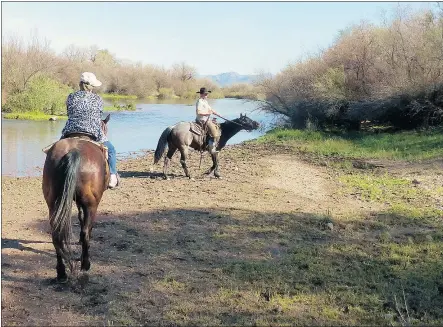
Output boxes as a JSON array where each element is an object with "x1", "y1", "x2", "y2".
[{"x1": 205, "y1": 101, "x2": 219, "y2": 116}]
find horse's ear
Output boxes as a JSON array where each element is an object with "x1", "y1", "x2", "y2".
[
  {"x1": 240, "y1": 113, "x2": 244, "y2": 117},
  {"x1": 103, "y1": 113, "x2": 111, "y2": 124}
]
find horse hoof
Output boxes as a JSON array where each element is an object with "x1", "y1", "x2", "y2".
[
  {"x1": 214, "y1": 172, "x2": 221, "y2": 178},
  {"x1": 56, "y1": 275, "x2": 68, "y2": 284},
  {"x1": 81, "y1": 261, "x2": 91, "y2": 271}
]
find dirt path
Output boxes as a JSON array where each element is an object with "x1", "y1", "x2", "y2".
[{"x1": 1, "y1": 144, "x2": 381, "y2": 325}]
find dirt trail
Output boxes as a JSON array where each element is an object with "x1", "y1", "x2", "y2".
[{"x1": 1, "y1": 144, "x2": 376, "y2": 326}]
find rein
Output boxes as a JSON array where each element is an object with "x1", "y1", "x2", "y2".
[{"x1": 214, "y1": 113, "x2": 247, "y2": 128}]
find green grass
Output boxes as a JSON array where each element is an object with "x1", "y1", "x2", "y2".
[
  {"x1": 257, "y1": 128, "x2": 443, "y2": 161},
  {"x1": 100, "y1": 93, "x2": 138, "y2": 100},
  {"x1": 2, "y1": 112, "x2": 67, "y2": 121},
  {"x1": 218, "y1": 212, "x2": 443, "y2": 326},
  {"x1": 217, "y1": 206, "x2": 443, "y2": 325},
  {"x1": 340, "y1": 172, "x2": 442, "y2": 223}
]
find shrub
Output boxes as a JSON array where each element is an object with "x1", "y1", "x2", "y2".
[
  {"x1": 257, "y1": 7, "x2": 443, "y2": 131},
  {"x1": 2, "y1": 75, "x2": 72, "y2": 115},
  {"x1": 158, "y1": 87, "x2": 175, "y2": 99}
]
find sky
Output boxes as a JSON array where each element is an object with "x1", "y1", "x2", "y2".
[{"x1": 1, "y1": 1, "x2": 436, "y2": 75}]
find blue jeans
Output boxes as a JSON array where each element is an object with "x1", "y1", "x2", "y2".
[{"x1": 103, "y1": 141, "x2": 117, "y2": 174}]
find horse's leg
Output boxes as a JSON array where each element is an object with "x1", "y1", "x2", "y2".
[
  {"x1": 80, "y1": 203, "x2": 97, "y2": 271},
  {"x1": 49, "y1": 206, "x2": 68, "y2": 282},
  {"x1": 77, "y1": 205, "x2": 83, "y2": 244},
  {"x1": 205, "y1": 151, "x2": 217, "y2": 175},
  {"x1": 179, "y1": 146, "x2": 191, "y2": 179},
  {"x1": 163, "y1": 146, "x2": 176, "y2": 180},
  {"x1": 213, "y1": 152, "x2": 221, "y2": 178},
  {"x1": 53, "y1": 238, "x2": 68, "y2": 282}
]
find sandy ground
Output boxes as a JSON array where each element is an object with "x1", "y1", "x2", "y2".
[{"x1": 0, "y1": 143, "x2": 430, "y2": 326}]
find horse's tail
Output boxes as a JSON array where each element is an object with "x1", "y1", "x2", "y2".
[
  {"x1": 50, "y1": 149, "x2": 81, "y2": 271},
  {"x1": 154, "y1": 126, "x2": 173, "y2": 164}
]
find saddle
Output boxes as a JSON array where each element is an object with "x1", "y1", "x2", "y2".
[
  {"x1": 189, "y1": 119, "x2": 220, "y2": 152},
  {"x1": 189, "y1": 119, "x2": 220, "y2": 136},
  {"x1": 42, "y1": 133, "x2": 109, "y2": 161}
]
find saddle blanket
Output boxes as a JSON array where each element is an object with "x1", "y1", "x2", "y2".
[{"x1": 42, "y1": 137, "x2": 108, "y2": 159}]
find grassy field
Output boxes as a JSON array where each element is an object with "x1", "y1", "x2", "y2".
[
  {"x1": 257, "y1": 128, "x2": 443, "y2": 161},
  {"x1": 2, "y1": 112, "x2": 68, "y2": 121}
]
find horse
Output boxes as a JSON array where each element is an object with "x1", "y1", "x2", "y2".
[
  {"x1": 42, "y1": 114, "x2": 111, "y2": 283},
  {"x1": 154, "y1": 113, "x2": 260, "y2": 179}
]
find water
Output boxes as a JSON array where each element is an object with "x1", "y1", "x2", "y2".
[{"x1": 1, "y1": 99, "x2": 273, "y2": 177}]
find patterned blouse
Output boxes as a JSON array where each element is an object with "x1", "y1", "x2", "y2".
[{"x1": 61, "y1": 91, "x2": 107, "y2": 143}]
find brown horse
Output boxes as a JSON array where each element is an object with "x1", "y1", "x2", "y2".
[
  {"x1": 154, "y1": 114, "x2": 259, "y2": 179},
  {"x1": 42, "y1": 114, "x2": 111, "y2": 282}
]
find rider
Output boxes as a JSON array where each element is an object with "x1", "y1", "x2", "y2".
[
  {"x1": 61, "y1": 72, "x2": 119, "y2": 189},
  {"x1": 196, "y1": 87, "x2": 220, "y2": 154}
]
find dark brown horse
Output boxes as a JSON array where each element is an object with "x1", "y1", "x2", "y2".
[
  {"x1": 154, "y1": 114, "x2": 259, "y2": 179},
  {"x1": 42, "y1": 114, "x2": 111, "y2": 282}
]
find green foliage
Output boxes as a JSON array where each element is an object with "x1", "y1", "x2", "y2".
[{"x1": 2, "y1": 75, "x2": 72, "y2": 115}]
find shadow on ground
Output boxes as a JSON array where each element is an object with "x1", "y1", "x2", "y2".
[{"x1": 2, "y1": 207, "x2": 443, "y2": 326}]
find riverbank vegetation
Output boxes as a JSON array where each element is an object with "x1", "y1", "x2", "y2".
[
  {"x1": 257, "y1": 127, "x2": 443, "y2": 161},
  {"x1": 257, "y1": 6, "x2": 443, "y2": 132},
  {"x1": 2, "y1": 112, "x2": 67, "y2": 121},
  {"x1": 1, "y1": 36, "x2": 258, "y2": 117}
]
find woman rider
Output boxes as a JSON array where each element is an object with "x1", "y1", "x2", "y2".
[{"x1": 61, "y1": 72, "x2": 119, "y2": 189}]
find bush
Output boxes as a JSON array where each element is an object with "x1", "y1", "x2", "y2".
[
  {"x1": 257, "y1": 7, "x2": 443, "y2": 131},
  {"x1": 223, "y1": 83, "x2": 263, "y2": 100},
  {"x1": 157, "y1": 87, "x2": 175, "y2": 99},
  {"x1": 2, "y1": 75, "x2": 72, "y2": 115}
]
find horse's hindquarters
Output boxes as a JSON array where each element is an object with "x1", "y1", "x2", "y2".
[{"x1": 43, "y1": 139, "x2": 109, "y2": 205}]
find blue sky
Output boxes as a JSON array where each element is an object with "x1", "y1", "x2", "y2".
[{"x1": 1, "y1": 1, "x2": 435, "y2": 75}]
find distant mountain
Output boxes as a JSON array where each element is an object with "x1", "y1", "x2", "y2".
[{"x1": 200, "y1": 72, "x2": 258, "y2": 87}]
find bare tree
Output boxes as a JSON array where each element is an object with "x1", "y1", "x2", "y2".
[
  {"x1": 172, "y1": 61, "x2": 197, "y2": 82},
  {"x1": 2, "y1": 33, "x2": 56, "y2": 94}
]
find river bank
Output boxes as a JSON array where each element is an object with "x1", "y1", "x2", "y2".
[{"x1": 2, "y1": 131, "x2": 442, "y2": 325}]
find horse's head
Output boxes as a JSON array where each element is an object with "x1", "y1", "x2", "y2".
[
  {"x1": 101, "y1": 113, "x2": 110, "y2": 136},
  {"x1": 236, "y1": 113, "x2": 260, "y2": 131}
]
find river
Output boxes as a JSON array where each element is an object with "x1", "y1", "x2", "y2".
[{"x1": 1, "y1": 98, "x2": 274, "y2": 177}]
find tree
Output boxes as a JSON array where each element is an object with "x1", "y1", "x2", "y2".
[{"x1": 172, "y1": 62, "x2": 197, "y2": 82}]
